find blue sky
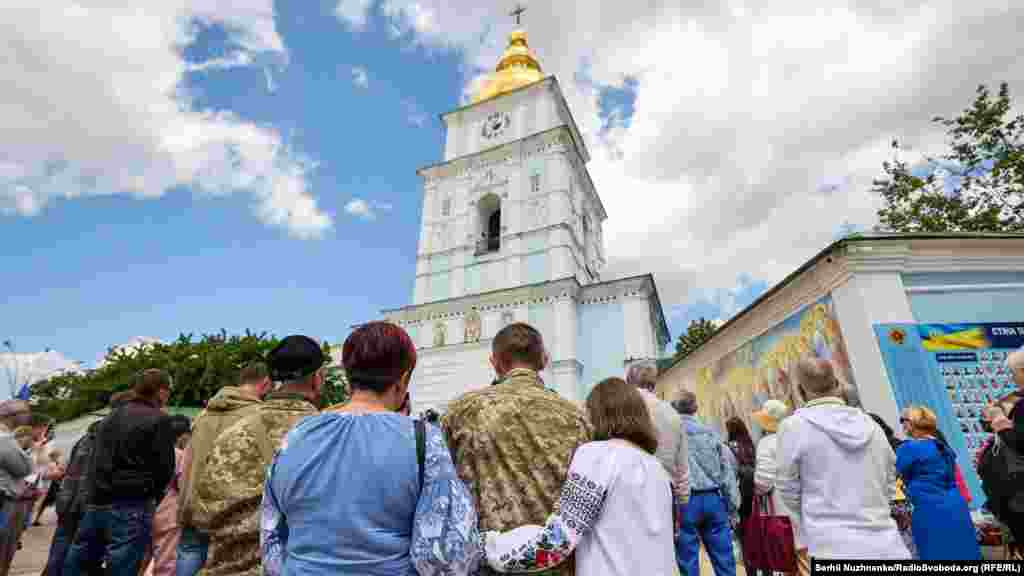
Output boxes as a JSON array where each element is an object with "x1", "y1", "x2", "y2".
[
  {"x1": 2, "y1": 3, "x2": 464, "y2": 365},
  {"x1": 0, "y1": 2, "x2": 766, "y2": 368},
  {"x1": 6, "y1": 2, "x2": 1016, "y2": 376}
]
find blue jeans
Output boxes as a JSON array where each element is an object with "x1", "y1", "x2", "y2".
[
  {"x1": 63, "y1": 501, "x2": 154, "y2": 576},
  {"x1": 44, "y1": 522, "x2": 69, "y2": 576},
  {"x1": 175, "y1": 527, "x2": 209, "y2": 576},
  {"x1": 677, "y1": 490, "x2": 736, "y2": 576}
]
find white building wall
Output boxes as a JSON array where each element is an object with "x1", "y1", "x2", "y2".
[
  {"x1": 411, "y1": 343, "x2": 492, "y2": 414},
  {"x1": 622, "y1": 297, "x2": 657, "y2": 363},
  {"x1": 831, "y1": 271, "x2": 915, "y2": 426}
]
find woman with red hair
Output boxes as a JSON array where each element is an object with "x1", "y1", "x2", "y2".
[{"x1": 259, "y1": 322, "x2": 480, "y2": 576}]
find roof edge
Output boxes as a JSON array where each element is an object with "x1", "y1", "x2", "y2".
[{"x1": 660, "y1": 231, "x2": 1024, "y2": 374}]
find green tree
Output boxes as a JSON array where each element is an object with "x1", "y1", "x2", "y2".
[
  {"x1": 31, "y1": 330, "x2": 286, "y2": 423},
  {"x1": 674, "y1": 318, "x2": 718, "y2": 360},
  {"x1": 874, "y1": 82, "x2": 1024, "y2": 232}
]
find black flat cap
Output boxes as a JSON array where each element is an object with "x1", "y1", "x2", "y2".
[{"x1": 267, "y1": 335, "x2": 325, "y2": 381}]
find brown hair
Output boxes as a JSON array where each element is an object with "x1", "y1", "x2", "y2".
[
  {"x1": 492, "y1": 323, "x2": 545, "y2": 371},
  {"x1": 343, "y1": 321, "x2": 418, "y2": 394},
  {"x1": 110, "y1": 390, "x2": 135, "y2": 406},
  {"x1": 133, "y1": 369, "x2": 172, "y2": 400},
  {"x1": 239, "y1": 361, "x2": 269, "y2": 385},
  {"x1": 903, "y1": 405, "x2": 938, "y2": 438},
  {"x1": 586, "y1": 377, "x2": 658, "y2": 455}
]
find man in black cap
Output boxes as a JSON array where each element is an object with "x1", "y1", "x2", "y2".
[{"x1": 189, "y1": 336, "x2": 323, "y2": 576}]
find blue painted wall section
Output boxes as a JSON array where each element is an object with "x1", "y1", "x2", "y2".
[
  {"x1": 873, "y1": 322, "x2": 1024, "y2": 508},
  {"x1": 903, "y1": 271, "x2": 1024, "y2": 325},
  {"x1": 577, "y1": 300, "x2": 625, "y2": 400}
]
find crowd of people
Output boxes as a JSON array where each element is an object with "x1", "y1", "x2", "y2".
[{"x1": 0, "y1": 323, "x2": 1020, "y2": 576}]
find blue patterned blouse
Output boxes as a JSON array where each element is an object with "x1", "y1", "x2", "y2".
[{"x1": 261, "y1": 412, "x2": 480, "y2": 576}]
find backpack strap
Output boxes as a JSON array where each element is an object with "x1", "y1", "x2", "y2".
[{"x1": 415, "y1": 419, "x2": 426, "y2": 492}]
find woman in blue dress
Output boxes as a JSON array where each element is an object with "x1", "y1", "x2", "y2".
[
  {"x1": 260, "y1": 321, "x2": 480, "y2": 576},
  {"x1": 896, "y1": 405, "x2": 981, "y2": 561}
]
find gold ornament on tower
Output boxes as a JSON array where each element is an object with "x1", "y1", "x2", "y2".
[{"x1": 471, "y1": 5, "x2": 545, "y2": 104}]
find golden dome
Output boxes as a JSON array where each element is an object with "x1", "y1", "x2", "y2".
[{"x1": 472, "y1": 29, "x2": 545, "y2": 104}]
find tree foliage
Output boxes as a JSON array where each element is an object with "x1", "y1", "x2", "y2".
[
  {"x1": 674, "y1": 318, "x2": 718, "y2": 361},
  {"x1": 874, "y1": 82, "x2": 1024, "y2": 233},
  {"x1": 30, "y1": 330, "x2": 349, "y2": 423}
]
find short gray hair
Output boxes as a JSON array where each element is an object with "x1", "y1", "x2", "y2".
[
  {"x1": 673, "y1": 391, "x2": 698, "y2": 415},
  {"x1": 626, "y1": 364, "x2": 658, "y2": 391},
  {"x1": 1008, "y1": 349, "x2": 1024, "y2": 372},
  {"x1": 793, "y1": 357, "x2": 840, "y2": 401}
]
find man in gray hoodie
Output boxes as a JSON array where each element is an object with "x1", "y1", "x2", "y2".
[
  {"x1": 0, "y1": 400, "x2": 35, "y2": 576},
  {"x1": 776, "y1": 358, "x2": 910, "y2": 561}
]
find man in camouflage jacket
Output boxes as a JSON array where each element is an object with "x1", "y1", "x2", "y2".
[
  {"x1": 443, "y1": 323, "x2": 592, "y2": 576},
  {"x1": 176, "y1": 363, "x2": 271, "y2": 576},
  {"x1": 190, "y1": 336, "x2": 324, "y2": 576}
]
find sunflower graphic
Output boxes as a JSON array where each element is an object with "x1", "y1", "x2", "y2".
[{"x1": 889, "y1": 329, "x2": 906, "y2": 345}]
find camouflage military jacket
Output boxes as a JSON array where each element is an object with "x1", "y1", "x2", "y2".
[
  {"x1": 191, "y1": 392, "x2": 317, "y2": 576},
  {"x1": 443, "y1": 368, "x2": 592, "y2": 576}
]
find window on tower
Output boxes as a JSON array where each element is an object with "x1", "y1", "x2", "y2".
[
  {"x1": 476, "y1": 193, "x2": 502, "y2": 255},
  {"x1": 530, "y1": 173, "x2": 540, "y2": 194},
  {"x1": 487, "y1": 210, "x2": 501, "y2": 251},
  {"x1": 442, "y1": 196, "x2": 451, "y2": 217}
]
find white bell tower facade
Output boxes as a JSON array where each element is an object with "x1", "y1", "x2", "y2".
[
  {"x1": 383, "y1": 28, "x2": 669, "y2": 414},
  {"x1": 413, "y1": 76, "x2": 607, "y2": 306}
]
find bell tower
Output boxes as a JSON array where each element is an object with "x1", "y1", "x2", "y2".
[
  {"x1": 412, "y1": 21, "x2": 607, "y2": 306},
  {"x1": 383, "y1": 11, "x2": 669, "y2": 413}
]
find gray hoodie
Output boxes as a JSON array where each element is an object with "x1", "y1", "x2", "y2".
[
  {"x1": 0, "y1": 427, "x2": 33, "y2": 499},
  {"x1": 776, "y1": 397, "x2": 910, "y2": 559}
]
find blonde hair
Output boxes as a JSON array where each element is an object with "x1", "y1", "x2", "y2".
[{"x1": 903, "y1": 405, "x2": 938, "y2": 438}]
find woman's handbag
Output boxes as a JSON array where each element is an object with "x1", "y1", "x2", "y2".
[{"x1": 742, "y1": 493, "x2": 796, "y2": 572}]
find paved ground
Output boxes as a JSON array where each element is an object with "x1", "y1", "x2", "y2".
[
  {"x1": 13, "y1": 509, "x2": 744, "y2": 576},
  {"x1": 11, "y1": 509, "x2": 56, "y2": 576}
]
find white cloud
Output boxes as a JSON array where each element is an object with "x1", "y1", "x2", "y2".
[
  {"x1": 344, "y1": 197, "x2": 394, "y2": 221},
  {"x1": 0, "y1": 349, "x2": 82, "y2": 399},
  {"x1": 345, "y1": 198, "x2": 375, "y2": 220},
  {"x1": 352, "y1": 66, "x2": 369, "y2": 88},
  {"x1": 336, "y1": 0, "x2": 375, "y2": 31},
  {"x1": 0, "y1": 2, "x2": 332, "y2": 239},
  {"x1": 95, "y1": 336, "x2": 163, "y2": 369},
  {"x1": 334, "y1": 1, "x2": 1024, "y2": 318}
]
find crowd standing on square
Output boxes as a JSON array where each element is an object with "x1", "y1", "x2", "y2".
[{"x1": 1, "y1": 324, "x2": 1018, "y2": 576}]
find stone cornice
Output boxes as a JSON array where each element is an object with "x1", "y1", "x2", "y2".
[
  {"x1": 383, "y1": 277, "x2": 581, "y2": 323},
  {"x1": 418, "y1": 127, "x2": 571, "y2": 184}
]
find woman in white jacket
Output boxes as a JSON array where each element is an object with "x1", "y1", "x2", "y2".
[{"x1": 751, "y1": 399, "x2": 805, "y2": 576}]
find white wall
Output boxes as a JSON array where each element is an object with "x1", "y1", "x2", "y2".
[
  {"x1": 411, "y1": 343, "x2": 493, "y2": 414},
  {"x1": 830, "y1": 271, "x2": 914, "y2": 425}
]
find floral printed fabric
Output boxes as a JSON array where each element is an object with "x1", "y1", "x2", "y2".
[
  {"x1": 410, "y1": 423, "x2": 481, "y2": 576},
  {"x1": 482, "y1": 447, "x2": 611, "y2": 573},
  {"x1": 260, "y1": 418, "x2": 480, "y2": 576}
]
